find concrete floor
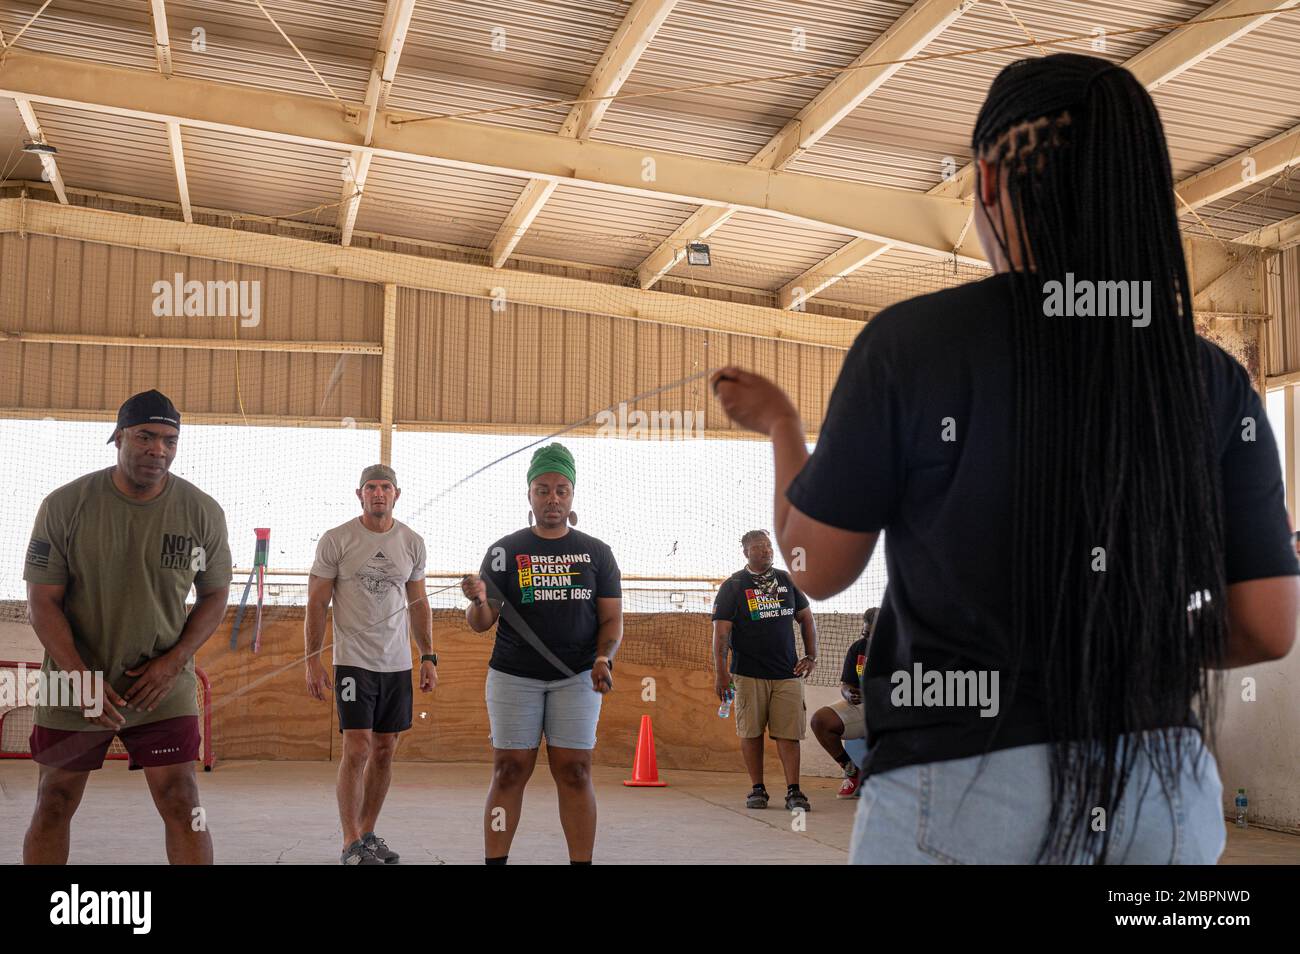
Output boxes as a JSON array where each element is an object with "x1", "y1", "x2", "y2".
[
  {"x1": 3, "y1": 758, "x2": 1297, "y2": 864},
  {"x1": 0, "y1": 760, "x2": 852, "y2": 865}
]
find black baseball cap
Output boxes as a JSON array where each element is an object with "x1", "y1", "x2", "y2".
[{"x1": 107, "y1": 389, "x2": 181, "y2": 443}]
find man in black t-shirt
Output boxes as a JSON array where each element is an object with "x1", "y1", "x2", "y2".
[
  {"x1": 712, "y1": 529, "x2": 817, "y2": 812},
  {"x1": 811, "y1": 607, "x2": 876, "y2": 799}
]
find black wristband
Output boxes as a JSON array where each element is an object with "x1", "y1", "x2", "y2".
[{"x1": 420, "y1": 653, "x2": 438, "y2": 665}]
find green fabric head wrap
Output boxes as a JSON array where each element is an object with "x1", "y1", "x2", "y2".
[{"x1": 527, "y1": 443, "x2": 576, "y2": 487}]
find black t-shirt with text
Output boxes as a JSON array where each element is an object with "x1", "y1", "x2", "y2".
[
  {"x1": 479, "y1": 527, "x2": 621, "y2": 681},
  {"x1": 787, "y1": 272, "x2": 1298, "y2": 777},
  {"x1": 712, "y1": 567, "x2": 809, "y2": 680},
  {"x1": 840, "y1": 637, "x2": 867, "y2": 693}
]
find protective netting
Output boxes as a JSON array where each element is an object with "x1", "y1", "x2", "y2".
[{"x1": 0, "y1": 193, "x2": 919, "y2": 687}]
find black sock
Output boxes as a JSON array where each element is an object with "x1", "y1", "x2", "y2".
[
  {"x1": 834, "y1": 752, "x2": 852, "y2": 768},
  {"x1": 485, "y1": 855, "x2": 508, "y2": 865},
  {"x1": 788, "y1": 784, "x2": 801, "y2": 795},
  {"x1": 751, "y1": 782, "x2": 766, "y2": 792},
  {"x1": 570, "y1": 859, "x2": 592, "y2": 865}
]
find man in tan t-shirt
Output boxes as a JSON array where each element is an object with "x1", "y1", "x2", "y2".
[{"x1": 21, "y1": 390, "x2": 232, "y2": 864}]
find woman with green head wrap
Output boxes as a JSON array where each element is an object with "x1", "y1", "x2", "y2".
[{"x1": 461, "y1": 442, "x2": 623, "y2": 864}]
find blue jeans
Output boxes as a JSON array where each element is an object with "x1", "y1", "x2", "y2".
[
  {"x1": 485, "y1": 667, "x2": 603, "y2": 750},
  {"x1": 850, "y1": 728, "x2": 1225, "y2": 864}
]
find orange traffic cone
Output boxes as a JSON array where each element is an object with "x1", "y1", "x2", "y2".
[{"x1": 623, "y1": 714, "x2": 668, "y2": 787}]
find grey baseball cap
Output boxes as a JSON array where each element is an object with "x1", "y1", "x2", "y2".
[{"x1": 359, "y1": 464, "x2": 397, "y2": 488}]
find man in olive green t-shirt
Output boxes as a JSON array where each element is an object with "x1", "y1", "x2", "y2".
[{"x1": 21, "y1": 390, "x2": 231, "y2": 864}]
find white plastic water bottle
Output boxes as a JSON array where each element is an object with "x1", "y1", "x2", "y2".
[
  {"x1": 1234, "y1": 789, "x2": 1248, "y2": 828},
  {"x1": 717, "y1": 684, "x2": 735, "y2": 718}
]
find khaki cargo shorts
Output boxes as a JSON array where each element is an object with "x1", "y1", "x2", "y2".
[{"x1": 733, "y1": 674, "x2": 806, "y2": 740}]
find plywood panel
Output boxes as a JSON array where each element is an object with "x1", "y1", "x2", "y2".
[
  {"x1": 194, "y1": 608, "x2": 334, "y2": 761},
  {"x1": 198, "y1": 608, "x2": 766, "y2": 773}
]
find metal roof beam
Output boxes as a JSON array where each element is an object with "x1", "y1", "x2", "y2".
[
  {"x1": 13, "y1": 98, "x2": 67, "y2": 203},
  {"x1": 0, "y1": 49, "x2": 980, "y2": 262},
  {"x1": 794, "y1": 0, "x2": 1300, "y2": 307},
  {"x1": 489, "y1": 0, "x2": 680, "y2": 267},
  {"x1": 636, "y1": 0, "x2": 975, "y2": 289}
]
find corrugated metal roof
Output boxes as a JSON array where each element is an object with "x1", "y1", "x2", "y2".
[
  {"x1": 30, "y1": 102, "x2": 178, "y2": 204},
  {"x1": 513, "y1": 185, "x2": 698, "y2": 269},
  {"x1": 0, "y1": 0, "x2": 383, "y2": 102},
  {"x1": 819, "y1": 246, "x2": 993, "y2": 309},
  {"x1": 356, "y1": 157, "x2": 528, "y2": 248},
  {"x1": 593, "y1": 0, "x2": 917, "y2": 163},
  {"x1": 1182, "y1": 169, "x2": 1300, "y2": 241},
  {"x1": 162, "y1": 0, "x2": 384, "y2": 103},
  {"x1": 1, "y1": 0, "x2": 1297, "y2": 308},
  {"x1": 389, "y1": 0, "x2": 628, "y2": 133},
  {"x1": 1151, "y1": 16, "x2": 1300, "y2": 180},
  {"x1": 0, "y1": 1, "x2": 156, "y2": 71},
  {"x1": 788, "y1": 0, "x2": 1210, "y2": 191},
  {"x1": 666, "y1": 211, "x2": 852, "y2": 291},
  {"x1": 180, "y1": 126, "x2": 352, "y2": 227}
]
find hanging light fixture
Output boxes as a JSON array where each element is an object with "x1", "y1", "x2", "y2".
[{"x1": 685, "y1": 242, "x2": 711, "y2": 266}]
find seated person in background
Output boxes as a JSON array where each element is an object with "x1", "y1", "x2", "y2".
[{"x1": 810, "y1": 607, "x2": 877, "y2": 799}]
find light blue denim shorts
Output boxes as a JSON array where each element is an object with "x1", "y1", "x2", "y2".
[
  {"x1": 485, "y1": 667, "x2": 603, "y2": 750},
  {"x1": 850, "y1": 728, "x2": 1225, "y2": 864}
]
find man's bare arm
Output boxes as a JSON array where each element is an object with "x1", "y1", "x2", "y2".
[
  {"x1": 796, "y1": 605, "x2": 818, "y2": 658},
  {"x1": 712, "y1": 619, "x2": 732, "y2": 675},
  {"x1": 305, "y1": 574, "x2": 335, "y2": 662},
  {"x1": 26, "y1": 582, "x2": 87, "y2": 674},
  {"x1": 26, "y1": 581, "x2": 127, "y2": 727},
  {"x1": 406, "y1": 578, "x2": 432, "y2": 656},
  {"x1": 168, "y1": 584, "x2": 230, "y2": 664}
]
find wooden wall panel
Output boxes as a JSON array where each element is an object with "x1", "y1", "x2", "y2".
[
  {"x1": 197, "y1": 608, "x2": 767, "y2": 773},
  {"x1": 194, "y1": 608, "x2": 333, "y2": 761}
]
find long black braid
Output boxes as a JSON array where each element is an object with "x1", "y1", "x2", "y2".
[{"x1": 971, "y1": 54, "x2": 1227, "y2": 863}]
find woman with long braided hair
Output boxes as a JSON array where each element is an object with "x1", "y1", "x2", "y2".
[{"x1": 712, "y1": 53, "x2": 1297, "y2": 864}]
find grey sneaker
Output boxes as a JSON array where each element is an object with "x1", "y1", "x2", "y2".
[
  {"x1": 785, "y1": 789, "x2": 811, "y2": 812},
  {"x1": 746, "y1": 786, "x2": 769, "y2": 810},
  {"x1": 341, "y1": 839, "x2": 384, "y2": 865},
  {"x1": 363, "y1": 831, "x2": 399, "y2": 864}
]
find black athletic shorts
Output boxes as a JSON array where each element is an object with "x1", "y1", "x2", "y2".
[{"x1": 334, "y1": 665, "x2": 413, "y2": 734}]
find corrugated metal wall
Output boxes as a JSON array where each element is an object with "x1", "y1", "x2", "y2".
[
  {"x1": 393, "y1": 287, "x2": 842, "y2": 432},
  {"x1": 0, "y1": 233, "x2": 845, "y2": 432},
  {"x1": 0, "y1": 233, "x2": 383, "y2": 421},
  {"x1": 1267, "y1": 246, "x2": 1300, "y2": 378}
]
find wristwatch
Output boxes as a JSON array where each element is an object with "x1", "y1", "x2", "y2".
[
  {"x1": 420, "y1": 653, "x2": 438, "y2": 665},
  {"x1": 595, "y1": 655, "x2": 614, "y2": 672}
]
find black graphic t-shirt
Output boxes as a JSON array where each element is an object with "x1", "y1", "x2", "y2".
[
  {"x1": 480, "y1": 527, "x2": 622, "y2": 680},
  {"x1": 786, "y1": 272, "x2": 1299, "y2": 778},
  {"x1": 712, "y1": 567, "x2": 809, "y2": 680},
  {"x1": 840, "y1": 637, "x2": 867, "y2": 693}
]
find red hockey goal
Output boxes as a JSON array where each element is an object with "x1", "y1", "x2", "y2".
[{"x1": 0, "y1": 660, "x2": 214, "y2": 770}]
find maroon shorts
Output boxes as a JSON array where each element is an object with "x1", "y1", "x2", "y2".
[{"x1": 29, "y1": 716, "x2": 200, "y2": 772}]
